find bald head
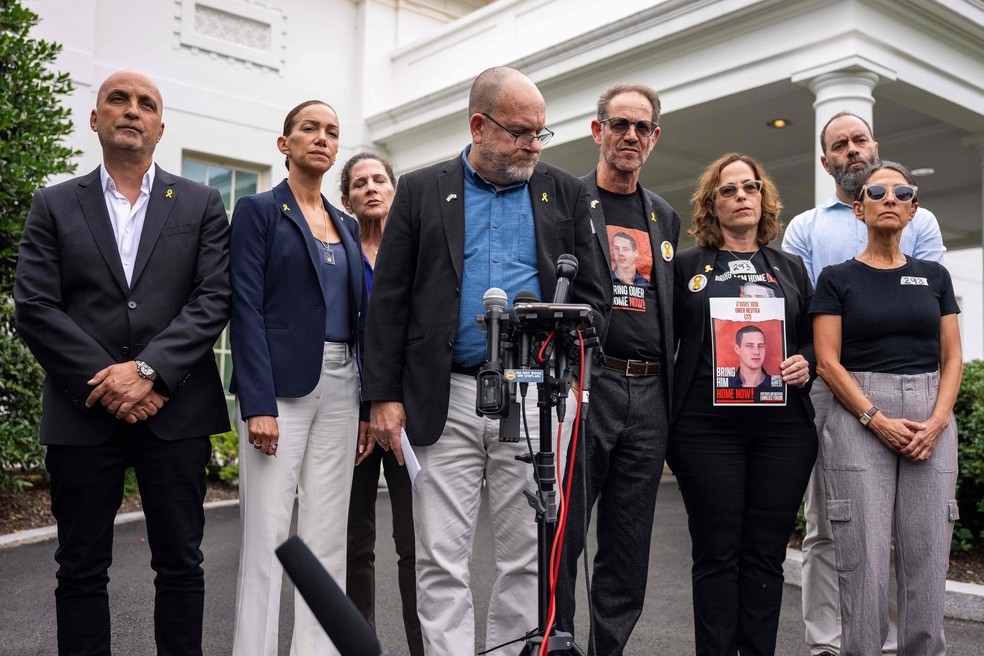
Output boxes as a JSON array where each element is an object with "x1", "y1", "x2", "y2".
[
  {"x1": 90, "y1": 70, "x2": 165, "y2": 165},
  {"x1": 468, "y1": 67, "x2": 542, "y2": 117},
  {"x1": 97, "y1": 70, "x2": 163, "y2": 112}
]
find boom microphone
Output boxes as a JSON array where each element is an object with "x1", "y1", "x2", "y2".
[
  {"x1": 276, "y1": 536, "x2": 392, "y2": 656},
  {"x1": 552, "y1": 254, "x2": 578, "y2": 304},
  {"x1": 483, "y1": 287, "x2": 508, "y2": 364}
]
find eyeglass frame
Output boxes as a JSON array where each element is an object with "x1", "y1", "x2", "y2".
[
  {"x1": 715, "y1": 180, "x2": 764, "y2": 198},
  {"x1": 859, "y1": 183, "x2": 918, "y2": 203},
  {"x1": 599, "y1": 116, "x2": 659, "y2": 138},
  {"x1": 481, "y1": 113, "x2": 554, "y2": 149}
]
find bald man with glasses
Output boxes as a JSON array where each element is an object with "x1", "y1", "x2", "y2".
[{"x1": 363, "y1": 66, "x2": 605, "y2": 656}]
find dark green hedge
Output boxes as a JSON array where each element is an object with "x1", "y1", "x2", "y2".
[{"x1": 954, "y1": 359, "x2": 984, "y2": 551}]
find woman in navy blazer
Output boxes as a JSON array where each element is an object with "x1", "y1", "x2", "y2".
[
  {"x1": 668, "y1": 153, "x2": 817, "y2": 656},
  {"x1": 229, "y1": 100, "x2": 368, "y2": 656}
]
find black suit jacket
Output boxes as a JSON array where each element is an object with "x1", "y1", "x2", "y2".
[
  {"x1": 362, "y1": 156, "x2": 607, "y2": 446},
  {"x1": 671, "y1": 245, "x2": 815, "y2": 423},
  {"x1": 14, "y1": 165, "x2": 232, "y2": 445},
  {"x1": 582, "y1": 170, "x2": 680, "y2": 404}
]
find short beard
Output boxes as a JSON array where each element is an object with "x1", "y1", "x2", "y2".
[
  {"x1": 830, "y1": 155, "x2": 874, "y2": 196},
  {"x1": 479, "y1": 142, "x2": 538, "y2": 184}
]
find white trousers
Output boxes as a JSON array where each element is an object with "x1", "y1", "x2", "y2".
[
  {"x1": 413, "y1": 373, "x2": 574, "y2": 656},
  {"x1": 232, "y1": 342, "x2": 359, "y2": 656}
]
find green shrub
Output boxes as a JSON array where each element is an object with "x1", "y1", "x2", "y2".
[
  {"x1": 209, "y1": 426, "x2": 239, "y2": 485},
  {"x1": 0, "y1": 298, "x2": 47, "y2": 491},
  {"x1": 0, "y1": 0, "x2": 79, "y2": 490},
  {"x1": 954, "y1": 359, "x2": 984, "y2": 551}
]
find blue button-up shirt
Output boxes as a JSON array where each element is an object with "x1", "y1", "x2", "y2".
[
  {"x1": 454, "y1": 146, "x2": 541, "y2": 366},
  {"x1": 782, "y1": 195, "x2": 945, "y2": 285}
]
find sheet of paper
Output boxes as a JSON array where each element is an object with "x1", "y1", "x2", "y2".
[{"x1": 400, "y1": 428, "x2": 421, "y2": 491}]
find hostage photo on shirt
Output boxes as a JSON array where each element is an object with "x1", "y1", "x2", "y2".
[
  {"x1": 709, "y1": 297, "x2": 787, "y2": 405},
  {"x1": 608, "y1": 226, "x2": 652, "y2": 311}
]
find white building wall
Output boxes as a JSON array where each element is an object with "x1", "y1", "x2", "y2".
[{"x1": 945, "y1": 248, "x2": 984, "y2": 361}]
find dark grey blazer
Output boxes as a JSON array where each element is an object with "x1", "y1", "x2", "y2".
[
  {"x1": 14, "y1": 165, "x2": 232, "y2": 445},
  {"x1": 362, "y1": 156, "x2": 607, "y2": 446}
]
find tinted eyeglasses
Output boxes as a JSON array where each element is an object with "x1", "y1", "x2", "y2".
[
  {"x1": 861, "y1": 184, "x2": 917, "y2": 203},
  {"x1": 481, "y1": 113, "x2": 554, "y2": 148},
  {"x1": 715, "y1": 180, "x2": 763, "y2": 198},
  {"x1": 600, "y1": 117, "x2": 658, "y2": 138}
]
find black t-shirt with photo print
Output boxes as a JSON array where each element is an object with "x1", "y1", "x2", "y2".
[
  {"x1": 811, "y1": 257, "x2": 960, "y2": 374},
  {"x1": 599, "y1": 187, "x2": 663, "y2": 361}
]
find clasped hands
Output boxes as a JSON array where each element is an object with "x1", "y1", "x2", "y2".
[
  {"x1": 85, "y1": 362, "x2": 167, "y2": 424},
  {"x1": 867, "y1": 412, "x2": 945, "y2": 462}
]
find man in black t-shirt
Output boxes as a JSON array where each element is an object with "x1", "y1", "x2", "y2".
[{"x1": 555, "y1": 83, "x2": 681, "y2": 655}]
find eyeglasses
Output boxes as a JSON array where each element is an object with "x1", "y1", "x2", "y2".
[
  {"x1": 715, "y1": 180, "x2": 763, "y2": 198},
  {"x1": 481, "y1": 113, "x2": 554, "y2": 148},
  {"x1": 861, "y1": 184, "x2": 917, "y2": 202},
  {"x1": 600, "y1": 117, "x2": 658, "y2": 138}
]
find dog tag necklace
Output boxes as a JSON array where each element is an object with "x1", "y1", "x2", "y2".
[{"x1": 319, "y1": 207, "x2": 335, "y2": 265}]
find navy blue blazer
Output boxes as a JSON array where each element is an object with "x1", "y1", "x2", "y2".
[{"x1": 229, "y1": 179, "x2": 368, "y2": 419}]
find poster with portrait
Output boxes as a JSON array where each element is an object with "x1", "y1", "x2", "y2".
[
  {"x1": 606, "y1": 227, "x2": 652, "y2": 312},
  {"x1": 709, "y1": 297, "x2": 787, "y2": 405}
]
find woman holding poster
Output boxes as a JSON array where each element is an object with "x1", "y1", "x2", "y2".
[
  {"x1": 668, "y1": 153, "x2": 817, "y2": 655},
  {"x1": 812, "y1": 161, "x2": 961, "y2": 655}
]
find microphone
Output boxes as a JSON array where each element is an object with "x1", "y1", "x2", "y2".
[
  {"x1": 483, "y1": 287, "x2": 508, "y2": 364},
  {"x1": 552, "y1": 254, "x2": 579, "y2": 304},
  {"x1": 276, "y1": 536, "x2": 392, "y2": 656},
  {"x1": 477, "y1": 287, "x2": 509, "y2": 418},
  {"x1": 513, "y1": 290, "x2": 539, "y2": 371}
]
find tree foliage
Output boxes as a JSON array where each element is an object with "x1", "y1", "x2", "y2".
[
  {"x1": 954, "y1": 359, "x2": 984, "y2": 551},
  {"x1": 0, "y1": 0, "x2": 81, "y2": 490}
]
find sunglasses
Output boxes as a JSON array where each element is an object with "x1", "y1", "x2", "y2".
[
  {"x1": 715, "y1": 180, "x2": 763, "y2": 198},
  {"x1": 600, "y1": 117, "x2": 658, "y2": 138},
  {"x1": 861, "y1": 184, "x2": 917, "y2": 202}
]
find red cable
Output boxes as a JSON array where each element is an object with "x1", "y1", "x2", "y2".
[
  {"x1": 537, "y1": 332, "x2": 555, "y2": 364},
  {"x1": 538, "y1": 330, "x2": 585, "y2": 656}
]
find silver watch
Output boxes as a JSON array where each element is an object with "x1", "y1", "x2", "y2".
[{"x1": 135, "y1": 359, "x2": 158, "y2": 382}]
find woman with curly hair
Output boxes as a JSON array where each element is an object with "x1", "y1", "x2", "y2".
[{"x1": 668, "y1": 153, "x2": 818, "y2": 655}]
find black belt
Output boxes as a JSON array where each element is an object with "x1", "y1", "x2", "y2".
[
  {"x1": 451, "y1": 362, "x2": 482, "y2": 377},
  {"x1": 603, "y1": 355, "x2": 664, "y2": 377}
]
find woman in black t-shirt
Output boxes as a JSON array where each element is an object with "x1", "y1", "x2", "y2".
[
  {"x1": 811, "y1": 161, "x2": 962, "y2": 656},
  {"x1": 669, "y1": 153, "x2": 818, "y2": 655}
]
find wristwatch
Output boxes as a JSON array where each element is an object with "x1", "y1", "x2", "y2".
[
  {"x1": 858, "y1": 405, "x2": 880, "y2": 426},
  {"x1": 135, "y1": 359, "x2": 159, "y2": 382}
]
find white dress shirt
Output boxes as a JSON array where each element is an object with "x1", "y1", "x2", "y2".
[{"x1": 99, "y1": 164, "x2": 155, "y2": 286}]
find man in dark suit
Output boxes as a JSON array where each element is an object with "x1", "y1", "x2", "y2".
[
  {"x1": 14, "y1": 70, "x2": 231, "y2": 656},
  {"x1": 363, "y1": 66, "x2": 605, "y2": 655},
  {"x1": 555, "y1": 84, "x2": 680, "y2": 656}
]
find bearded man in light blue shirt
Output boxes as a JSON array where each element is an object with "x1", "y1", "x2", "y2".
[{"x1": 782, "y1": 111, "x2": 945, "y2": 656}]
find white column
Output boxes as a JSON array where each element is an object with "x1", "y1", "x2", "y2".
[{"x1": 805, "y1": 71, "x2": 880, "y2": 205}]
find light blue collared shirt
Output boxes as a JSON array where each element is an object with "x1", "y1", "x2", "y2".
[
  {"x1": 454, "y1": 146, "x2": 541, "y2": 366},
  {"x1": 782, "y1": 194, "x2": 945, "y2": 285}
]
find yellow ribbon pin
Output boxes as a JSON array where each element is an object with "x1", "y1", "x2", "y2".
[
  {"x1": 541, "y1": 193, "x2": 548, "y2": 202},
  {"x1": 165, "y1": 189, "x2": 173, "y2": 199},
  {"x1": 650, "y1": 212, "x2": 656, "y2": 222},
  {"x1": 704, "y1": 265, "x2": 713, "y2": 272},
  {"x1": 283, "y1": 204, "x2": 290, "y2": 212}
]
